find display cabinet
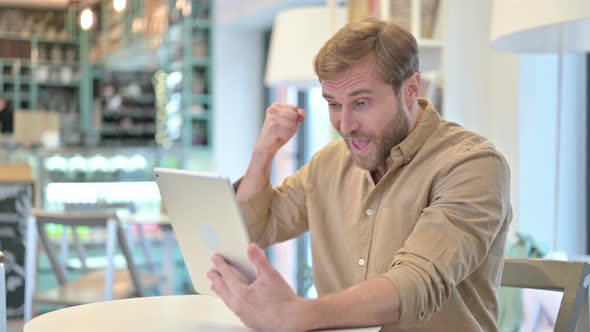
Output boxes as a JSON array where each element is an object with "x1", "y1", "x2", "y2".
[
  {"x1": 94, "y1": 0, "x2": 214, "y2": 152},
  {"x1": 94, "y1": 70, "x2": 157, "y2": 146},
  {"x1": 0, "y1": 6, "x2": 94, "y2": 146}
]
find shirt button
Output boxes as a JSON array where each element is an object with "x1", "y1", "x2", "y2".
[
  {"x1": 366, "y1": 209, "x2": 374, "y2": 216},
  {"x1": 358, "y1": 258, "x2": 365, "y2": 266}
]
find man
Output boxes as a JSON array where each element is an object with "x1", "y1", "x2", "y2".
[
  {"x1": 207, "y1": 17, "x2": 511, "y2": 332},
  {"x1": 0, "y1": 97, "x2": 13, "y2": 134}
]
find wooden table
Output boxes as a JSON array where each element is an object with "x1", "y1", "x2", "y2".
[{"x1": 24, "y1": 295, "x2": 382, "y2": 332}]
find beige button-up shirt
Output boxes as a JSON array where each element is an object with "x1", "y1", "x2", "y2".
[{"x1": 238, "y1": 99, "x2": 512, "y2": 332}]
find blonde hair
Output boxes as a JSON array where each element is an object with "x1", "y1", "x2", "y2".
[{"x1": 313, "y1": 17, "x2": 419, "y2": 94}]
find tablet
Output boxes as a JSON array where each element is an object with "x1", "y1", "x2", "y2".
[{"x1": 153, "y1": 167, "x2": 256, "y2": 296}]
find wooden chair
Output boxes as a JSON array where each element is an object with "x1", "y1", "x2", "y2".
[
  {"x1": 0, "y1": 250, "x2": 6, "y2": 332},
  {"x1": 23, "y1": 208, "x2": 162, "y2": 323},
  {"x1": 62, "y1": 202, "x2": 142, "y2": 271},
  {"x1": 501, "y1": 258, "x2": 590, "y2": 332}
]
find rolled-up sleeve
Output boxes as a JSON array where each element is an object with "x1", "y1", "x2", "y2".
[
  {"x1": 235, "y1": 162, "x2": 312, "y2": 248},
  {"x1": 382, "y1": 146, "x2": 511, "y2": 328}
]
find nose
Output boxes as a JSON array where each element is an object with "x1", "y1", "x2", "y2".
[{"x1": 339, "y1": 109, "x2": 359, "y2": 136}]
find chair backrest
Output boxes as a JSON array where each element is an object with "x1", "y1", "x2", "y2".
[
  {"x1": 501, "y1": 258, "x2": 590, "y2": 332},
  {"x1": 64, "y1": 202, "x2": 137, "y2": 214},
  {"x1": 62, "y1": 202, "x2": 136, "y2": 272},
  {"x1": 32, "y1": 209, "x2": 116, "y2": 285},
  {"x1": 0, "y1": 250, "x2": 6, "y2": 332},
  {"x1": 24, "y1": 208, "x2": 160, "y2": 323},
  {"x1": 30, "y1": 208, "x2": 144, "y2": 294}
]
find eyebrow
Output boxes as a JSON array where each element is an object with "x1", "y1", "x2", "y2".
[{"x1": 322, "y1": 88, "x2": 374, "y2": 100}]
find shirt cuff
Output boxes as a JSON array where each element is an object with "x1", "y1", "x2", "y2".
[{"x1": 382, "y1": 267, "x2": 427, "y2": 328}]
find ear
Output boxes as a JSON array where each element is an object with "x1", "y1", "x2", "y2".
[{"x1": 403, "y1": 72, "x2": 421, "y2": 107}]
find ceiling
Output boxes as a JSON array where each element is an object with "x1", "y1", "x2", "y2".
[
  {"x1": 0, "y1": 0, "x2": 70, "y2": 8},
  {"x1": 0, "y1": 0, "x2": 101, "y2": 8},
  {"x1": 216, "y1": 0, "x2": 327, "y2": 29}
]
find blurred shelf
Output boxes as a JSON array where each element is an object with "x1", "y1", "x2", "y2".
[
  {"x1": 0, "y1": 58, "x2": 33, "y2": 66},
  {"x1": 2, "y1": 78, "x2": 30, "y2": 84},
  {"x1": 0, "y1": 32, "x2": 77, "y2": 44},
  {"x1": 100, "y1": 127, "x2": 157, "y2": 136},
  {"x1": 83, "y1": 142, "x2": 159, "y2": 149},
  {"x1": 102, "y1": 109, "x2": 156, "y2": 118},
  {"x1": 4, "y1": 93, "x2": 30, "y2": 100},
  {"x1": 34, "y1": 60, "x2": 80, "y2": 67},
  {"x1": 192, "y1": 94, "x2": 211, "y2": 104},
  {"x1": 191, "y1": 58, "x2": 210, "y2": 67},
  {"x1": 167, "y1": 57, "x2": 210, "y2": 71},
  {"x1": 189, "y1": 112, "x2": 209, "y2": 121},
  {"x1": 121, "y1": 95, "x2": 155, "y2": 104},
  {"x1": 37, "y1": 81, "x2": 79, "y2": 88},
  {"x1": 106, "y1": 16, "x2": 125, "y2": 29},
  {"x1": 34, "y1": 37, "x2": 78, "y2": 45}
]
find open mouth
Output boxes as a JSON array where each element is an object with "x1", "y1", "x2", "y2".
[{"x1": 350, "y1": 138, "x2": 371, "y2": 154}]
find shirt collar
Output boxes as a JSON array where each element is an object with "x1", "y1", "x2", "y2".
[{"x1": 391, "y1": 98, "x2": 442, "y2": 164}]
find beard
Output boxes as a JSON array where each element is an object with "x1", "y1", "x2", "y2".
[{"x1": 345, "y1": 98, "x2": 410, "y2": 171}]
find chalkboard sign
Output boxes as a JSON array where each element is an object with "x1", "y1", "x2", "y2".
[{"x1": 0, "y1": 183, "x2": 33, "y2": 317}]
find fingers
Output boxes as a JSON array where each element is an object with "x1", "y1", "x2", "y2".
[
  {"x1": 296, "y1": 108, "x2": 306, "y2": 125},
  {"x1": 264, "y1": 107, "x2": 303, "y2": 145},
  {"x1": 269, "y1": 102, "x2": 299, "y2": 110},
  {"x1": 267, "y1": 105, "x2": 302, "y2": 122},
  {"x1": 257, "y1": 103, "x2": 305, "y2": 153},
  {"x1": 207, "y1": 269, "x2": 230, "y2": 299},
  {"x1": 267, "y1": 103, "x2": 304, "y2": 122},
  {"x1": 211, "y1": 255, "x2": 247, "y2": 294},
  {"x1": 271, "y1": 114, "x2": 298, "y2": 129},
  {"x1": 207, "y1": 269, "x2": 247, "y2": 322},
  {"x1": 266, "y1": 106, "x2": 305, "y2": 134},
  {"x1": 248, "y1": 243, "x2": 274, "y2": 279}
]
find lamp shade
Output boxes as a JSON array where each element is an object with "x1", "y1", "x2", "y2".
[
  {"x1": 490, "y1": 0, "x2": 590, "y2": 52},
  {"x1": 265, "y1": 6, "x2": 347, "y2": 88}
]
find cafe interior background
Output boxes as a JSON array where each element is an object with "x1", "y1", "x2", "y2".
[{"x1": 0, "y1": 0, "x2": 588, "y2": 331}]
